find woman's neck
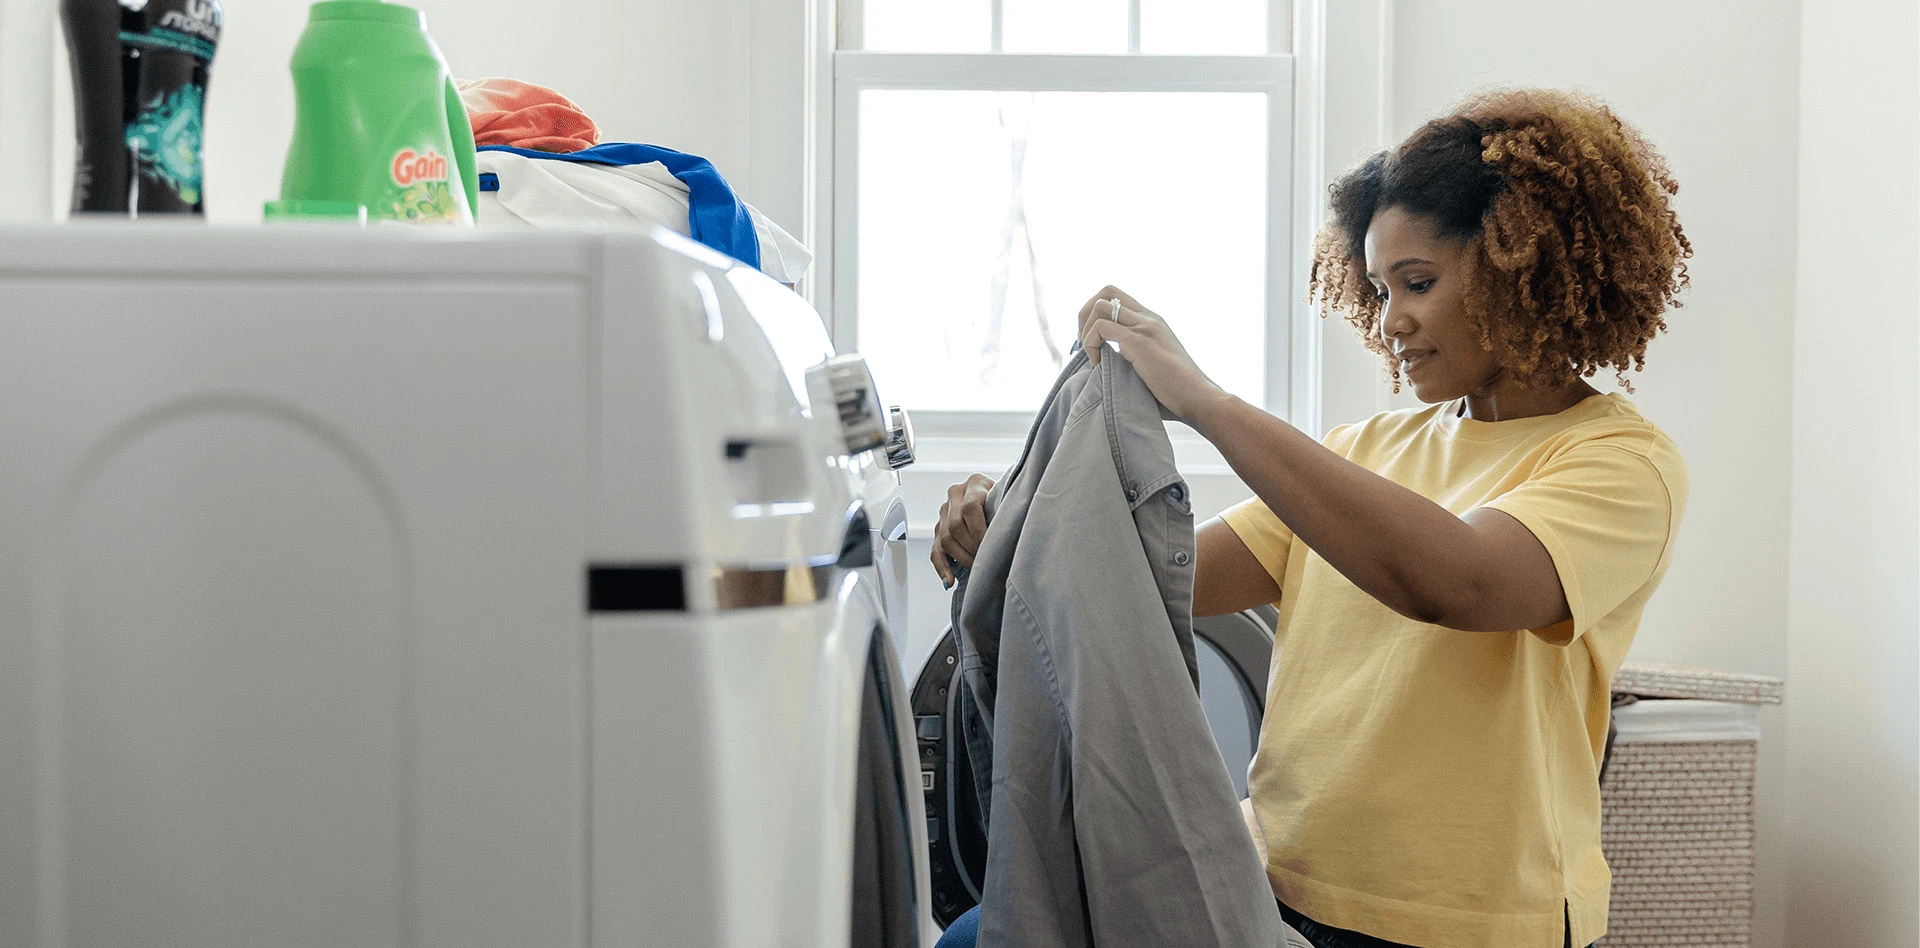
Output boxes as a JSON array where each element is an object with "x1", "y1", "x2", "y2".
[{"x1": 1458, "y1": 374, "x2": 1601, "y2": 422}]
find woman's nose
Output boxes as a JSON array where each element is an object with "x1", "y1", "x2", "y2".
[{"x1": 1379, "y1": 301, "x2": 1414, "y2": 341}]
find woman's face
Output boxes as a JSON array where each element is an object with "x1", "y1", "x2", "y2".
[{"x1": 1363, "y1": 206, "x2": 1503, "y2": 403}]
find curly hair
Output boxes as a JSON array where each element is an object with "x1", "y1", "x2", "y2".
[{"x1": 1307, "y1": 88, "x2": 1692, "y2": 391}]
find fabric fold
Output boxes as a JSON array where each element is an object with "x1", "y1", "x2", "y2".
[
  {"x1": 457, "y1": 77, "x2": 600, "y2": 153},
  {"x1": 951, "y1": 351, "x2": 1281, "y2": 948}
]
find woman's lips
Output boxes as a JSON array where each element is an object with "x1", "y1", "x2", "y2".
[{"x1": 1401, "y1": 350, "x2": 1434, "y2": 375}]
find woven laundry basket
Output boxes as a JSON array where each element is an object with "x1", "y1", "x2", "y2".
[
  {"x1": 1612, "y1": 663, "x2": 1785, "y2": 707},
  {"x1": 1600, "y1": 663, "x2": 1782, "y2": 947}
]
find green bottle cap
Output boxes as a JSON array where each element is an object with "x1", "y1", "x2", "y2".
[
  {"x1": 308, "y1": 0, "x2": 424, "y2": 27},
  {"x1": 263, "y1": 200, "x2": 368, "y2": 223}
]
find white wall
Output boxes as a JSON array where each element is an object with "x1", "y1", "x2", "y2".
[
  {"x1": 1785, "y1": 0, "x2": 1920, "y2": 942},
  {"x1": 7, "y1": 0, "x2": 781, "y2": 226},
  {"x1": 0, "y1": 0, "x2": 59, "y2": 220},
  {"x1": 1368, "y1": 4, "x2": 1804, "y2": 945}
]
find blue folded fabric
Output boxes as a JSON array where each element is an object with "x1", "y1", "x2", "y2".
[{"x1": 476, "y1": 143, "x2": 761, "y2": 270}]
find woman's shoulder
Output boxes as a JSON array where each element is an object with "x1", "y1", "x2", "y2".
[
  {"x1": 1323, "y1": 402, "x2": 1450, "y2": 454},
  {"x1": 1562, "y1": 393, "x2": 1685, "y2": 464},
  {"x1": 1542, "y1": 395, "x2": 1690, "y2": 508}
]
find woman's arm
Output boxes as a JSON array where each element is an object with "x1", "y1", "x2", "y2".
[
  {"x1": 1191, "y1": 396, "x2": 1568, "y2": 630},
  {"x1": 930, "y1": 473, "x2": 994, "y2": 587},
  {"x1": 1080, "y1": 288, "x2": 1571, "y2": 633},
  {"x1": 935, "y1": 495, "x2": 1280, "y2": 617},
  {"x1": 1195, "y1": 518, "x2": 1281, "y2": 617}
]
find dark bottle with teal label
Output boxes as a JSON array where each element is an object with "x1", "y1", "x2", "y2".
[{"x1": 62, "y1": 0, "x2": 223, "y2": 215}]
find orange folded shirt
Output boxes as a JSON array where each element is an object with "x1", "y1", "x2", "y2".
[{"x1": 457, "y1": 77, "x2": 600, "y2": 153}]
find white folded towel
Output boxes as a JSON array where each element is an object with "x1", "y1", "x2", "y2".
[{"x1": 475, "y1": 150, "x2": 813, "y2": 286}]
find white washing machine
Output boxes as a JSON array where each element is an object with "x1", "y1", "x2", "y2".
[{"x1": 0, "y1": 224, "x2": 932, "y2": 948}]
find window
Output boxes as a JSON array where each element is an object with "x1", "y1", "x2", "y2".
[{"x1": 823, "y1": 0, "x2": 1299, "y2": 430}]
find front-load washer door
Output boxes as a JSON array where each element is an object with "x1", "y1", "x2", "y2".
[
  {"x1": 850, "y1": 624, "x2": 926, "y2": 947},
  {"x1": 907, "y1": 608, "x2": 1277, "y2": 928}
]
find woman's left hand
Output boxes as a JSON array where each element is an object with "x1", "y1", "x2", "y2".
[{"x1": 1077, "y1": 286, "x2": 1226, "y2": 423}]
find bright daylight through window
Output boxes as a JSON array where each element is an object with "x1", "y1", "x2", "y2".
[{"x1": 835, "y1": 0, "x2": 1289, "y2": 421}]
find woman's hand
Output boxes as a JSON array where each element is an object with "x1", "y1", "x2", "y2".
[
  {"x1": 1077, "y1": 286, "x2": 1227, "y2": 424},
  {"x1": 931, "y1": 473, "x2": 995, "y2": 588}
]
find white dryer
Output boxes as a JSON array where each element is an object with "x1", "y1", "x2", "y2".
[{"x1": 0, "y1": 224, "x2": 931, "y2": 948}]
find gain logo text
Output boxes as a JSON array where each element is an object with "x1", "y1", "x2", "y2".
[{"x1": 391, "y1": 148, "x2": 450, "y2": 187}]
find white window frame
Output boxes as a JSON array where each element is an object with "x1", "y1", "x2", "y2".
[{"x1": 807, "y1": 0, "x2": 1322, "y2": 449}]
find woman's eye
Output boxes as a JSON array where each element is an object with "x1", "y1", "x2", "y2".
[
  {"x1": 1408, "y1": 279, "x2": 1435, "y2": 294},
  {"x1": 1371, "y1": 285, "x2": 1389, "y2": 300}
]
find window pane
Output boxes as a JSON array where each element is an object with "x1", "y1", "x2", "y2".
[
  {"x1": 856, "y1": 90, "x2": 1267, "y2": 413},
  {"x1": 1140, "y1": 0, "x2": 1268, "y2": 54},
  {"x1": 1001, "y1": 0, "x2": 1127, "y2": 53},
  {"x1": 861, "y1": 0, "x2": 991, "y2": 52}
]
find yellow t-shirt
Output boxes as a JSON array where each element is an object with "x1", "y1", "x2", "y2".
[{"x1": 1222, "y1": 392, "x2": 1687, "y2": 948}]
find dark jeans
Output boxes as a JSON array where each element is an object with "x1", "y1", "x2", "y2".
[
  {"x1": 1280, "y1": 901, "x2": 1590, "y2": 948},
  {"x1": 934, "y1": 902, "x2": 1594, "y2": 948},
  {"x1": 933, "y1": 905, "x2": 980, "y2": 948}
]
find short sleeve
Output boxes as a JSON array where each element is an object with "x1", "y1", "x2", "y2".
[
  {"x1": 1481, "y1": 437, "x2": 1687, "y2": 645},
  {"x1": 1216, "y1": 423, "x2": 1358, "y2": 593},
  {"x1": 1220, "y1": 498, "x2": 1296, "y2": 591}
]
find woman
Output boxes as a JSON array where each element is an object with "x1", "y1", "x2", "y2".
[{"x1": 930, "y1": 88, "x2": 1691, "y2": 948}]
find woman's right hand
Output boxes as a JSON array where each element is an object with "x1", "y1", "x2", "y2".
[{"x1": 931, "y1": 473, "x2": 995, "y2": 588}]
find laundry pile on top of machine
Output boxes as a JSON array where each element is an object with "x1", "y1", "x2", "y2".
[{"x1": 460, "y1": 76, "x2": 813, "y2": 286}]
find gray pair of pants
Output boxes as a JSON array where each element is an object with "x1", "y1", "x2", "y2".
[{"x1": 950, "y1": 351, "x2": 1281, "y2": 948}]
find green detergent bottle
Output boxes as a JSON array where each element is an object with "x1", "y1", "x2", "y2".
[{"x1": 274, "y1": 0, "x2": 478, "y2": 224}]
